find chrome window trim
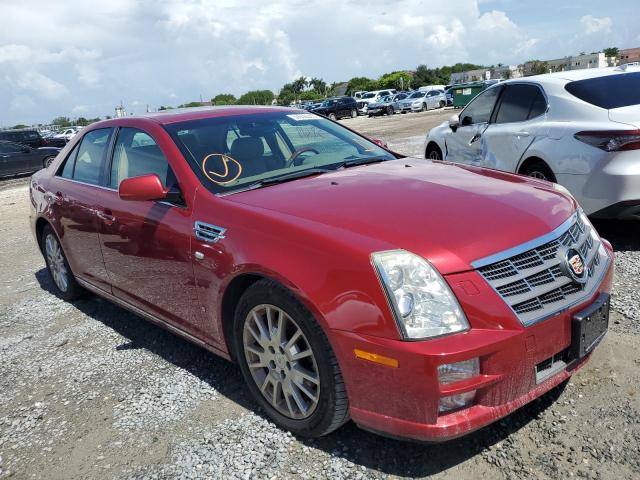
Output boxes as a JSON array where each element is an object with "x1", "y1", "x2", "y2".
[{"x1": 471, "y1": 211, "x2": 579, "y2": 269}]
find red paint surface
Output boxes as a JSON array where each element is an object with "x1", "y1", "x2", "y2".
[{"x1": 29, "y1": 108, "x2": 613, "y2": 441}]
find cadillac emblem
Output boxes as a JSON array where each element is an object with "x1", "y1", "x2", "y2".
[{"x1": 560, "y1": 247, "x2": 587, "y2": 284}]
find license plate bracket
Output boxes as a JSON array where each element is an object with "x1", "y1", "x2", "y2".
[{"x1": 569, "y1": 293, "x2": 610, "y2": 361}]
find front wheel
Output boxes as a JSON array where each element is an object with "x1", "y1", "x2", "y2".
[
  {"x1": 234, "y1": 279, "x2": 349, "y2": 437},
  {"x1": 350, "y1": 109, "x2": 357, "y2": 118},
  {"x1": 328, "y1": 113, "x2": 337, "y2": 121},
  {"x1": 439, "y1": 100, "x2": 445, "y2": 108},
  {"x1": 425, "y1": 144, "x2": 443, "y2": 160},
  {"x1": 421, "y1": 103, "x2": 427, "y2": 112},
  {"x1": 386, "y1": 106, "x2": 394, "y2": 115}
]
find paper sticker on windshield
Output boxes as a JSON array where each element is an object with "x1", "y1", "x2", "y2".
[
  {"x1": 287, "y1": 113, "x2": 319, "y2": 121},
  {"x1": 201, "y1": 153, "x2": 243, "y2": 185}
]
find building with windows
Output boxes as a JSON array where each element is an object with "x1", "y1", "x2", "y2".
[
  {"x1": 450, "y1": 69, "x2": 490, "y2": 85},
  {"x1": 618, "y1": 47, "x2": 640, "y2": 65},
  {"x1": 490, "y1": 65, "x2": 523, "y2": 80},
  {"x1": 523, "y1": 52, "x2": 608, "y2": 76}
]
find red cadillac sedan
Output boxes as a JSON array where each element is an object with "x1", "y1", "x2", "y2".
[{"x1": 29, "y1": 106, "x2": 613, "y2": 442}]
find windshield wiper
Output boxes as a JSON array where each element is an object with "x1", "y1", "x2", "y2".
[
  {"x1": 335, "y1": 156, "x2": 388, "y2": 169},
  {"x1": 248, "y1": 168, "x2": 333, "y2": 188}
]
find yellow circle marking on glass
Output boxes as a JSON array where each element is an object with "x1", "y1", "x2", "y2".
[{"x1": 201, "y1": 153, "x2": 243, "y2": 185}]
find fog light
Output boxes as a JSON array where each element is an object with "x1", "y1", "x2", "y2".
[
  {"x1": 439, "y1": 391, "x2": 476, "y2": 413},
  {"x1": 437, "y1": 358, "x2": 479, "y2": 384}
]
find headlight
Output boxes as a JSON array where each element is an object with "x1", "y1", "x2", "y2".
[{"x1": 372, "y1": 250, "x2": 469, "y2": 340}]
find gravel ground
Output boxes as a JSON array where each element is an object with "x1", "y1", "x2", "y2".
[{"x1": 0, "y1": 110, "x2": 639, "y2": 479}]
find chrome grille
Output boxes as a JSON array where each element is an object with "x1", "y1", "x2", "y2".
[{"x1": 473, "y1": 211, "x2": 610, "y2": 326}]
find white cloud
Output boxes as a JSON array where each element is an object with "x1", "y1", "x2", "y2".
[
  {"x1": 0, "y1": 0, "x2": 635, "y2": 125},
  {"x1": 580, "y1": 15, "x2": 612, "y2": 34}
]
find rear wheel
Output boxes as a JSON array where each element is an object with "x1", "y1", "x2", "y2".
[
  {"x1": 520, "y1": 160, "x2": 556, "y2": 182},
  {"x1": 421, "y1": 103, "x2": 427, "y2": 112},
  {"x1": 43, "y1": 156, "x2": 56, "y2": 168},
  {"x1": 386, "y1": 106, "x2": 394, "y2": 115},
  {"x1": 41, "y1": 225, "x2": 82, "y2": 301},
  {"x1": 425, "y1": 143, "x2": 443, "y2": 160},
  {"x1": 350, "y1": 109, "x2": 357, "y2": 118},
  {"x1": 234, "y1": 279, "x2": 349, "y2": 437}
]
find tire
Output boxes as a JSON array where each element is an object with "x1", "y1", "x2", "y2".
[
  {"x1": 386, "y1": 106, "x2": 394, "y2": 115},
  {"x1": 328, "y1": 113, "x2": 337, "y2": 121},
  {"x1": 425, "y1": 143, "x2": 443, "y2": 160},
  {"x1": 234, "y1": 279, "x2": 349, "y2": 438},
  {"x1": 520, "y1": 160, "x2": 556, "y2": 182},
  {"x1": 43, "y1": 156, "x2": 56, "y2": 168},
  {"x1": 439, "y1": 100, "x2": 445, "y2": 108},
  {"x1": 350, "y1": 109, "x2": 357, "y2": 118},
  {"x1": 421, "y1": 103, "x2": 427, "y2": 112},
  {"x1": 41, "y1": 225, "x2": 82, "y2": 301}
]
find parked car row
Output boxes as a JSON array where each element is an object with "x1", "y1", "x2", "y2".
[
  {"x1": 425, "y1": 65, "x2": 640, "y2": 219},
  {"x1": 0, "y1": 127, "x2": 82, "y2": 177}
]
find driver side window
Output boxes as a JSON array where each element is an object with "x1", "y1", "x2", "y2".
[{"x1": 460, "y1": 87, "x2": 501, "y2": 126}]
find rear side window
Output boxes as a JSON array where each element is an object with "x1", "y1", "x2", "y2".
[
  {"x1": 495, "y1": 84, "x2": 547, "y2": 124},
  {"x1": 109, "y1": 128, "x2": 176, "y2": 189},
  {"x1": 565, "y1": 72, "x2": 640, "y2": 109},
  {"x1": 72, "y1": 128, "x2": 113, "y2": 185},
  {"x1": 60, "y1": 143, "x2": 80, "y2": 178}
]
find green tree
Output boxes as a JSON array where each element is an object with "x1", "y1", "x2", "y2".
[
  {"x1": 378, "y1": 71, "x2": 413, "y2": 90},
  {"x1": 346, "y1": 77, "x2": 378, "y2": 94},
  {"x1": 52, "y1": 116, "x2": 72, "y2": 127},
  {"x1": 525, "y1": 60, "x2": 549, "y2": 76},
  {"x1": 178, "y1": 101, "x2": 204, "y2": 108},
  {"x1": 212, "y1": 94, "x2": 237, "y2": 105},
  {"x1": 291, "y1": 76, "x2": 308, "y2": 94},
  {"x1": 236, "y1": 90, "x2": 274, "y2": 105},
  {"x1": 603, "y1": 47, "x2": 619, "y2": 58},
  {"x1": 309, "y1": 77, "x2": 327, "y2": 94},
  {"x1": 76, "y1": 117, "x2": 89, "y2": 126}
]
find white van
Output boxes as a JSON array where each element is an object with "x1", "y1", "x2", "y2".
[{"x1": 418, "y1": 85, "x2": 446, "y2": 93}]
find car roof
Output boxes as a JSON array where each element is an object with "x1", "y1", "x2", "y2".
[
  {"x1": 508, "y1": 65, "x2": 640, "y2": 85},
  {"x1": 89, "y1": 105, "x2": 303, "y2": 128}
]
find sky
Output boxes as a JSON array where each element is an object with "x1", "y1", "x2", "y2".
[{"x1": 0, "y1": 0, "x2": 638, "y2": 126}]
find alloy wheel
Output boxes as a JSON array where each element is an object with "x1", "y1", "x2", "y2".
[
  {"x1": 45, "y1": 233, "x2": 68, "y2": 292},
  {"x1": 528, "y1": 171, "x2": 548, "y2": 180},
  {"x1": 427, "y1": 149, "x2": 442, "y2": 160},
  {"x1": 243, "y1": 304, "x2": 320, "y2": 420}
]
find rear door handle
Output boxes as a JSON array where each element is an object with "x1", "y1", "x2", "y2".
[
  {"x1": 515, "y1": 131, "x2": 530, "y2": 137},
  {"x1": 96, "y1": 210, "x2": 116, "y2": 225}
]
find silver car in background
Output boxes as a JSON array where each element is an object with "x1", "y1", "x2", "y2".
[
  {"x1": 367, "y1": 93, "x2": 408, "y2": 116},
  {"x1": 399, "y1": 90, "x2": 446, "y2": 113}
]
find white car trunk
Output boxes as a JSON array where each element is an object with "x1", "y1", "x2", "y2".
[{"x1": 609, "y1": 105, "x2": 640, "y2": 128}]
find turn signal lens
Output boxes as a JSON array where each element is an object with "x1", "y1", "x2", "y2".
[{"x1": 353, "y1": 349, "x2": 399, "y2": 368}]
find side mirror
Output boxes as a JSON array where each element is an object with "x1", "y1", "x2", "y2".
[
  {"x1": 119, "y1": 174, "x2": 168, "y2": 201},
  {"x1": 370, "y1": 138, "x2": 388, "y2": 149},
  {"x1": 448, "y1": 114, "x2": 460, "y2": 131}
]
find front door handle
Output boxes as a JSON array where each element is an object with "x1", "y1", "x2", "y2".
[
  {"x1": 469, "y1": 133, "x2": 482, "y2": 145},
  {"x1": 515, "y1": 131, "x2": 530, "y2": 137},
  {"x1": 96, "y1": 210, "x2": 116, "y2": 225}
]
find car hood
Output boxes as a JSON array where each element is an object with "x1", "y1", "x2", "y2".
[{"x1": 228, "y1": 159, "x2": 575, "y2": 274}]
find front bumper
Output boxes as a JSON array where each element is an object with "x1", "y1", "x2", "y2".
[{"x1": 330, "y1": 244, "x2": 614, "y2": 442}]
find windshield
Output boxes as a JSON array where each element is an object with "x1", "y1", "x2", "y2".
[
  {"x1": 362, "y1": 93, "x2": 376, "y2": 99},
  {"x1": 164, "y1": 111, "x2": 396, "y2": 194},
  {"x1": 409, "y1": 92, "x2": 424, "y2": 99}
]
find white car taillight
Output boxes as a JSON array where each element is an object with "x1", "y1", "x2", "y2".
[{"x1": 574, "y1": 130, "x2": 640, "y2": 151}]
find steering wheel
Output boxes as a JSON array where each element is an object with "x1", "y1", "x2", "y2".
[{"x1": 285, "y1": 147, "x2": 320, "y2": 167}]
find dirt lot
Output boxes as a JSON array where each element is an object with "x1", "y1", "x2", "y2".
[{"x1": 1, "y1": 110, "x2": 639, "y2": 480}]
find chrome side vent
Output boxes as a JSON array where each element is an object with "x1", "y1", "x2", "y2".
[{"x1": 194, "y1": 221, "x2": 226, "y2": 243}]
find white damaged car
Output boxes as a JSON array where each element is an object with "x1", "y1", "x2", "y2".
[{"x1": 424, "y1": 66, "x2": 640, "y2": 219}]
